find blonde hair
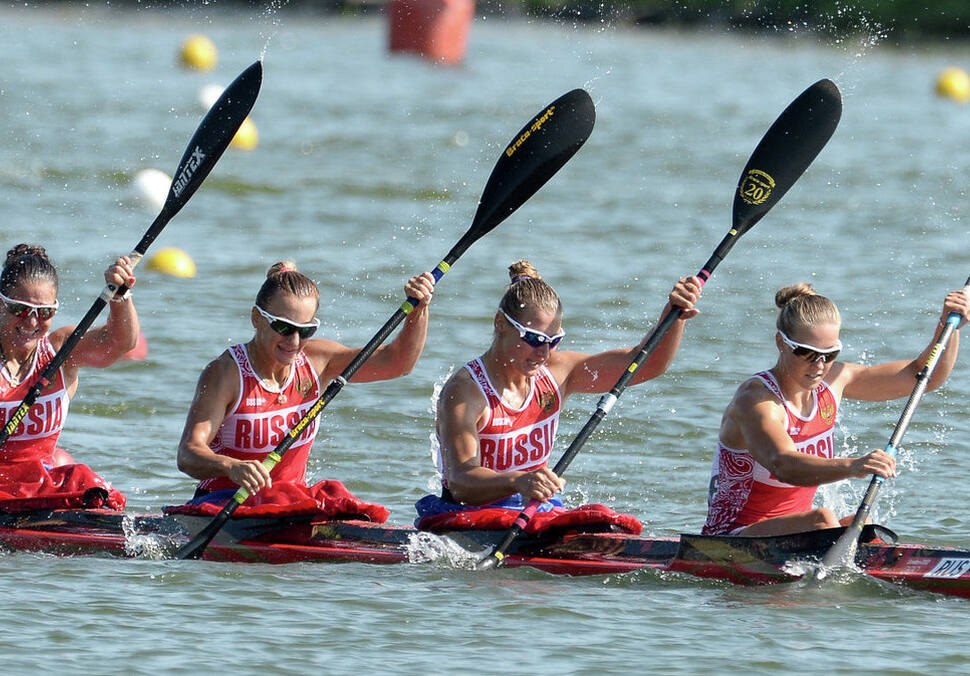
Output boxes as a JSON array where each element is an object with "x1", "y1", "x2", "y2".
[
  {"x1": 775, "y1": 282, "x2": 840, "y2": 334},
  {"x1": 498, "y1": 260, "x2": 561, "y2": 320},
  {"x1": 255, "y1": 260, "x2": 319, "y2": 309}
]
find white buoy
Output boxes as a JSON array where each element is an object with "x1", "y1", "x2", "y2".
[
  {"x1": 198, "y1": 83, "x2": 224, "y2": 111},
  {"x1": 130, "y1": 168, "x2": 171, "y2": 211}
]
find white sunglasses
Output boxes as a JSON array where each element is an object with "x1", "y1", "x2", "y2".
[
  {"x1": 502, "y1": 310, "x2": 565, "y2": 348},
  {"x1": 0, "y1": 291, "x2": 59, "y2": 320},
  {"x1": 778, "y1": 330, "x2": 842, "y2": 364},
  {"x1": 255, "y1": 305, "x2": 320, "y2": 339}
]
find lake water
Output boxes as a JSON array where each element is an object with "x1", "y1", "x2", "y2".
[{"x1": 2, "y1": 4, "x2": 970, "y2": 674}]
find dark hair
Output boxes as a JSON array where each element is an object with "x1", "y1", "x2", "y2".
[
  {"x1": 775, "y1": 282, "x2": 841, "y2": 334},
  {"x1": 254, "y1": 260, "x2": 319, "y2": 310},
  {"x1": 1, "y1": 244, "x2": 58, "y2": 295},
  {"x1": 498, "y1": 260, "x2": 561, "y2": 320}
]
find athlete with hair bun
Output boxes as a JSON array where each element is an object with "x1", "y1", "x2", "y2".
[
  {"x1": 416, "y1": 260, "x2": 701, "y2": 524},
  {"x1": 0, "y1": 243, "x2": 137, "y2": 510},
  {"x1": 703, "y1": 282, "x2": 970, "y2": 537},
  {"x1": 176, "y1": 261, "x2": 434, "y2": 505}
]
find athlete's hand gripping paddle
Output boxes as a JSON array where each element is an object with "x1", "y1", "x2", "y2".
[{"x1": 822, "y1": 276, "x2": 970, "y2": 570}]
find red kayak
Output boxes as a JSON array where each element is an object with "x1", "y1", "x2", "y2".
[{"x1": 1, "y1": 508, "x2": 968, "y2": 598}]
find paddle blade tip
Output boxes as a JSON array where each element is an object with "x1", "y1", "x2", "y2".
[
  {"x1": 173, "y1": 541, "x2": 208, "y2": 560},
  {"x1": 555, "y1": 87, "x2": 596, "y2": 137},
  {"x1": 476, "y1": 554, "x2": 500, "y2": 571},
  {"x1": 730, "y1": 77, "x2": 844, "y2": 234},
  {"x1": 467, "y1": 87, "x2": 597, "y2": 238}
]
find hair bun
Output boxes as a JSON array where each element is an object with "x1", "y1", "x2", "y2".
[
  {"x1": 267, "y1": 260, "x2": 298, "y2": 278},
  {"x1": 775, "y1": 282, "x2": 817, "y2": 309},
  {"x1": 5, "y1": 243, "x2": 49, "y2": 268},
  {"x1": 507, "y1": 260, "x2": 540, "y2": 283}
]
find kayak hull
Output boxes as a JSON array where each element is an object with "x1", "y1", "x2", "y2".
[{"x1": 2, "y1": 509, "x2": 970, "y2": 598}]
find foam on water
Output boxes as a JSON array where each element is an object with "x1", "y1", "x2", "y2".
[{"x1": 404, "y1": 530, "x2": 484, "y2": 569}]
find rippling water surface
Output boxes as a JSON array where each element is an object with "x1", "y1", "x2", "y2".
[{"x1": 3, "y1": 4, "x2": 970, "y2": 673}]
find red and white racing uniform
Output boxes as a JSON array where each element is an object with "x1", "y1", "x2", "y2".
[
  {"x1": 198, "y1": 343, "x2": 322, "y2": 492},
  {"x1": 0, "y1": 335, "x2": 70, "y2": 466},
  {"x1": 436, "y1": 357, "x2": 561, "y2": 488},
  {"x1": 702, "y1": 370, "x2": 838, "y2": 535}
]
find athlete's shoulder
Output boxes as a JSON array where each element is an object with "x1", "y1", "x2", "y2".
[
  {"x1": 733, "y1": 374, "x2": 775, "y2": 404},
  {"x1": 198, "y1": 349, "x2": 240, "y2": 384}
]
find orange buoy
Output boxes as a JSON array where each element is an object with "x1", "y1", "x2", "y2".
[
  {"x1": 123, "y1": 331, "x2": 149, "y2": 361},
  {"x1": 387, "y1": 0, "x2": 474, "y2": 65}
]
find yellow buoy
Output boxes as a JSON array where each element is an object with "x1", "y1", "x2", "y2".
[
  {"x1": 231, "y1": 117, "x2": 259, "y2": 150},
  {"x1": 147, "y1": 247, "x2": 197, "y2": 278},
  {"x1": 935, "y1": 67, "x2": 970, "y2": 103},
  {"x1": 179, "y1": 34, "x2": 218, "y2": 72}
]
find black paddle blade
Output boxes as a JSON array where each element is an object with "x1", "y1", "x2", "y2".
[
  {"x1": 469, "y1": 88, "x2": 595, "y2": 238},
  {"x1": 732, "y1": 79, "x2": 841, "y2": 235},
  {"x1": 175, "y1": 506, "x2": 235, "y2": 560},
  {"x1": 138, "y1": 60, "x2": 263, "y2": 253}
]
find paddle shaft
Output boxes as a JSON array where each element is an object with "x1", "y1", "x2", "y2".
[
  {"x1": 488, "y1": 230, "x2": 743, "y2": 562},
  {"x1": 276, "y1": 232, "x2": 482, "y2": 438},
  {"x1": 173, "y1": 88, "x2": 597, "y2": 560},
  {"x1": 0, "y1": 60, "x2": 262, "y2": 448},
  {"x1": 822, "y1": 277, "x2": 970, "y2": 568}
]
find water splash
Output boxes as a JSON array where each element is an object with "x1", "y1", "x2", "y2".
[
  {"x1": 804, "y1": 553, "x2": 864, "y2": 586},
  {"x1": 424, "y1": 366, "x2": 454, "y2": 492},
  {"x1": 404, "y1": 530, "x2": 482, "y2": 568},
  {"x1": 255, "y1": 0, "x2": 291, "y2": 61},
  {"x1": 121, "y1": 514, "x2": 179, "y2": 560}
]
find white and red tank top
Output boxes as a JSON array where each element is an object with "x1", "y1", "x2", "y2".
[
  {"x1": 198, "y1": 344, "x2": 322, "y2": 492},
  {"x1": 0, "y1": 336, "x2": 70, "y2": 465},
  {"x1": 437, "y1": 357, "x2": 562, "y2": 482},
  {"x1": 702, "y1": 370, "x2": 838, "y2": 535}
]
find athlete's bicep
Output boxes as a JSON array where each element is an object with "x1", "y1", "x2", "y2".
[
  {"x1": 734, "y1": 397, "x2": 792, "y2": 471},
  {"x1": 179, "y1": 359, "x2": 237, "y2": 448},
  {"x1": 436, "y1": 379, "x2": 486, "y2": 472}
]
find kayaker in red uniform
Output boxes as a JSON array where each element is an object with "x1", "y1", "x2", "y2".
[
  {"x1": 703, "y1": 282, "x2": 969, "y2": 537},
  {"x1": 415, "y1": 260, "x2": 701, "y2": 527},
  {"x1": 0, "y1": 243, "x2": 137, "y2": 510},
  {"x1": 176, "y1": 261, "x2": 434, "y2": 507}
]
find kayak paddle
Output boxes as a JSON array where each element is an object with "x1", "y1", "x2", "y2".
[
  {"x1": 0, "y1": 60, "x2": 262, "y2": 450},
  {"x1": 174, "y1": 88, "x2": 597, "y2": 560},
  {"x1": 821, "y1": 276, "x2": 970, "y2": 570},
  {"x1": 480, "y1": 79, "x2": 843, "y2": 569}
]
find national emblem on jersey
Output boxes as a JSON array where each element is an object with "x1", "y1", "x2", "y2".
[
  {"x1": 538, "y1": 391, "x2": 558, "y2": 413},
  {"x1": 819, "y1": 399, "x2": 836, "y2": 425},
  {"x1": 297, "y1": 377, "x2": 315, "y2": 397}
]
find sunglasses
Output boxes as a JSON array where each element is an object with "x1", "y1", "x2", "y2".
[
  {"x1": 502, "y1": 310, "x2": 565, "y2": 349},
  {"x1": 0, "y1": 291, "x2": 58, "y2": 320},
  {"x1": 779, "y1": 330, "x2": 842, "y2": 364},
  {"x1": 255, "y1": 305, "x2": 320, "y2": 340}
]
